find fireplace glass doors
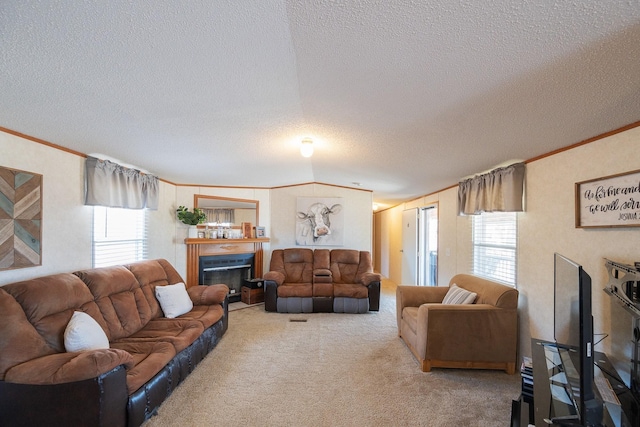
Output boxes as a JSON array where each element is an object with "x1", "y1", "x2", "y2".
[{"x1": 199, "y1": 253, "x2": 254, "y2": 302}]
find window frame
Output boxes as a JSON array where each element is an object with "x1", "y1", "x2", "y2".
[
  {"x1": 471, "y1": 211, "x2": 518, "y2": 287},
  {"x1": 92, "y1": 206, "x2": 148, "y2": 268}
]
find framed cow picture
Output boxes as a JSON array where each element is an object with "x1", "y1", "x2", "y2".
[{"x1": 296, "y1": 197, "x2": 344, "y2": 246}]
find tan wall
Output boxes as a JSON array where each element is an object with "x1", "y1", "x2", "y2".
[{"x1": 374, "y1": 125, "x2": 640, "y2": 365}]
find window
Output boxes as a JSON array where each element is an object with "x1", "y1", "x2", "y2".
[
  {"x1": 472, "y1": 212, "x2": 517, "y2": 286},
  {"x1": 93, "y1": 206, "x2": 147, "y2": 268}
]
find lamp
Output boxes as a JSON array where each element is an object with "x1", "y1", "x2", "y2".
[{"x1": 300, "y1": 138, "x2": 314, "y2": 158}]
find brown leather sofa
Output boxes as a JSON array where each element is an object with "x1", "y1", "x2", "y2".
[
  {"x1": 396, "y1": 274, "x2": 518, "y2": 374},
  {"x1": 0, "y1": 259, "x2": 229, "y2": 427},
  {"x1": 264, "y1": 248, "x2": 381, "y2": 313}
]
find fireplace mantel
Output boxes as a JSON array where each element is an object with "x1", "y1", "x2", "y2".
[{"x1": 184, "y1": 238, "x2": 269, "y2": 288}]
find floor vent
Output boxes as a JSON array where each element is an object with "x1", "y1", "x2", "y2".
[{"x1": 289, "y1": 318, "x2": 308, "y2": 322}]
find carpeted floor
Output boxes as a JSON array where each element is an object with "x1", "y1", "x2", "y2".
[{"x1": 144, "y1": 279, "x2": 520, "y2": 426}]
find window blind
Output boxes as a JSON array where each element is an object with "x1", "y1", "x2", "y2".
[
  {"x1": 93, "y1": 206, "x2": 148, "y2": 268},
  {"x1": 472, "y1": 212, "x2": 517, "y2": 286}
]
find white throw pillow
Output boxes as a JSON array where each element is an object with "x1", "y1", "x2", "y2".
[
  {"x1": 441, "y1": 284, "x2": 477, "y2": 305},
  {"x1": 155, "y1": 282, "x2": 193, "y2": 318},
  {"x1": 64, "y1": 311, "x2": 110, "y2": 352}
]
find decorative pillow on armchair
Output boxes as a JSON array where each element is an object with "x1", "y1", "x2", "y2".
[
  {"x1": 442, "y1": 284, "x2": 477, "y2": 304},
  {"x1": 155, "y1": 282, "x2": 194, "y2": 318}
]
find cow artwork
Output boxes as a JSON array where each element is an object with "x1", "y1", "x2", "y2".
[{"x1": 296, "y1": 198, "x2": 344, "y2": 246}]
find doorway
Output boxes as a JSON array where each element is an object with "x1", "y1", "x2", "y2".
[
  {"x1": 401, "y1": 204, "x2": 438, "y2": 286},
  {"x1": 418, "y1": 205, "x2": 438, "y2": 286}
]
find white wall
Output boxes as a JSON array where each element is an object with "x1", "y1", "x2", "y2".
[
  {"x1": 0, "y1": 132, "x2": 91, "y2": 284},
  {"x1": 173, "y1": 185, "x2": 271, "y2": 275},
  {"x1": 374, "y1": 125, "x2": 640, "y2": 366},
  {"x1": 270, "y1": 183, "x2": 373, "y2": 254},
  {"x1": 0, "y1": 131, "x2": 178, "y2": 285},
  {"x1": 0, "y1": 131, "x2": 373, "y2": 287}
]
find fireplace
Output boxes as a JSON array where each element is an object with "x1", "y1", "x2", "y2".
[{"x1": 199, "y1": 253, "x2": 255, "y2": 302}]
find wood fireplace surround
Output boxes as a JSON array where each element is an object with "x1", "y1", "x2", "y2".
[{"x1": 184, "y1": 237, "x2": 269, "y2": 288}]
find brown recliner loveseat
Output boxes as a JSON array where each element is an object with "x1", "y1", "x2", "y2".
[
  {"x1": 0, "y1": 259, "x2": 229, "y2": 427},
  {"x1": 264, "y1": 248, "x2": 381, "y2": 313},
  {"x1": 396, "y1": 274, "x2": 518, "y2": 374}
]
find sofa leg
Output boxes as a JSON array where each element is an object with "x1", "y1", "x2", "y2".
[
  {"x1": 505, "y1": 362, "x2": 516, "y2": 375},
  {"x1": 421, "y1": 360, "x2": 431, "y2": 372}
]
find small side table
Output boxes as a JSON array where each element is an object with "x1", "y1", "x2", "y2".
[{"x1": 241, "y1": 279, "x2": 264, "y2": 305}]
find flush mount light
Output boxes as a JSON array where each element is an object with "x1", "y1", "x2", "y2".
[{"x1": 300, "y1": 138, "x2": 314, "y2": 157}]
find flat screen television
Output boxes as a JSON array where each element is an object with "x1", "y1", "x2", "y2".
[{"x1": 553, "y1": 252, "x2": 600, "y2": 425}]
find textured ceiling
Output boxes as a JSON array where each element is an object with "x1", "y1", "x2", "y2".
[{"x1": 1, "y1": 1, "x2": 639, "y2": 208}]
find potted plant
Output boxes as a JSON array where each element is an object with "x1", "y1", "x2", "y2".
[{"x1": 177, "y1": 206, "x2": 206, "y2": 238}]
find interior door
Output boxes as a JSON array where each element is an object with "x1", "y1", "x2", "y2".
[
  {"x1": 401, "y1": 208, "x2": 419, "y2": 285},
  {"x1": 419, "y1": 205, "x2": 438, "y2": 286}
]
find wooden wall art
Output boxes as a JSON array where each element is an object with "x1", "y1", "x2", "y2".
[
  {"x1": 0, "y1": 166, "x2": 42, "y2": 269},
  {"x1": 575, "y1": 169, "x2": 640, "y2": 228}
]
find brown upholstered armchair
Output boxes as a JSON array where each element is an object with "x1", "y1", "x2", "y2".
[{"x1": 396, "y1": 274, "x2": 518, "y2": 374}]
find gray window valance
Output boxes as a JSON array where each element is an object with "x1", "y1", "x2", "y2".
[
  {"x1": 458, "y1": 162, "x2": 525, "y2": 215},
  {"x1": 85, "y1": 156, "x2": 159, "y2": 210}
]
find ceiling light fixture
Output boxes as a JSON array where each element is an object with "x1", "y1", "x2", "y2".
[{"x1": 300, "y1": 138, "x2": 314, "y2": 158}]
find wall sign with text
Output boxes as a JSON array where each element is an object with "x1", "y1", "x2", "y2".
[{"x1": 575, "y1": 169, "x2": 640, "y2": 228}]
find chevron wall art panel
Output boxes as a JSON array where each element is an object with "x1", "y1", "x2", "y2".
[{"x1": 0, "y1": 166, "x2": 42, "y2": 270}]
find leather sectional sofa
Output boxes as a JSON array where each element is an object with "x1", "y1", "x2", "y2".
[
  {"x1": 0, "y1": 259, "x2": 229, "y2": 427},
  {"x1": 264, "y1": 248, "x2": 381, "y2": 313}
]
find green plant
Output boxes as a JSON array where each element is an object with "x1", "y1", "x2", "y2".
[{"x1": 176, "y1": 206, "x2": 206, "y2": 225}]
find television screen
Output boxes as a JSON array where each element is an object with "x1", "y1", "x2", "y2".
[{"x1": 553, "y1": 253, "x2": 597, "y2": 424}]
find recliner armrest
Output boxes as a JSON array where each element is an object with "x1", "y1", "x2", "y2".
[
  {"x1": 263, "y1": 271, "x2": 285, "y2": 286},
  {"x1": 360, "y1": 272, "x2": 381, "y2": 286},
  {"x1": 188, "y1": 284, "x2": 229, "y2": 305}
]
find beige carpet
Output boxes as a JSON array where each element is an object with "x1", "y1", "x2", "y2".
[{"x1": 144, "y1": 280, "x2": 520, "y2": 426}]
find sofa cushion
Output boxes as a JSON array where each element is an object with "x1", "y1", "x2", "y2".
[
  {"x1": 4, "y1": 348, "x2": 134, "y2": 385},
  {"x1": 277, "y1": 283, "x2": 313, "y2": 298},
  {"x1": 127, "y1": 259, "x2": 185, "y2": 319},
  {"x1": 329, "y1": 250, "x2": 373, "y2": 284},
  {"x1": 155, "y1": 282, "x2": 193, "y2": 318},
  {"x1": 114, "y1": 319, "x2": 204, "y2": 353},
  {"x1": 76, "y1": 266, "x2": 152, "y2": 341},
  {"x1": 64, "y1": 311, "x2": 110, "y2": 352},
  {"x1": 0, "y1": 288, "x2": 55, "y2": 380},
  {"x1": 442, "y1": 284, "x2": 477, "y2": 304},
  {"x1": 270, "y1": 248, "x2": 314, "y2": 284},
  {"x1": 172, "y1": 304, "x2": 224, "y2": 329},
  {"x1": 333, "y1": 283, "x2": 368, "y2": 299},
  {"x1": 110, "y1": 341, "x2": 177, "y2": 395},
  {"x1": 3, "y1": 273, "x2": 107, "y2": 353}
]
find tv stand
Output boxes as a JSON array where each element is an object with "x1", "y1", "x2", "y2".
[{"x1": 511, "y1": 339, "x2": 639, "y2": 426}]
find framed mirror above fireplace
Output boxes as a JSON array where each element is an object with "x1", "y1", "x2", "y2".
[{"x1": 194, "y1": 194, "x2": 259, "y2": 228}]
